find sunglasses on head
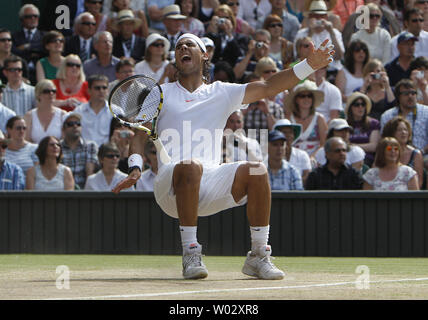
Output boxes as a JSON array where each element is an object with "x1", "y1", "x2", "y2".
[
  {"x1": 66, "y1": 62, "x2": 81, "y2": 68},
  {"x1": 104, "y1": 154, "x2": 120, "y2": 159}
]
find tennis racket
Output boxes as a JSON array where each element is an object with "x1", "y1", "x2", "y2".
[{"x1": 108, "y1": 74, "x2": 171, "y2": 165}]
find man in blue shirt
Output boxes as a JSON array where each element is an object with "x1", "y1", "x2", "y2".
[
  {"x1": 0, "y1": 130, "x2": 25, "y2": 190},
  {"x1": 266, "y1": 130, "x2": 303, "y2": 191}
]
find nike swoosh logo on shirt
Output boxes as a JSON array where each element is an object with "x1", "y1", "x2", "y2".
[{"x1": 185, "y1": 99, "x2": 194, "y2": 102}]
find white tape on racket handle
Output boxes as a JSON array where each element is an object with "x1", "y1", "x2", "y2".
[
  {"x1": 293, "y1": 59, "x2": 315, "y2": 80},
  {"x1": 153, "y1": 138, "x2": 171, "y2": 165},
  {"x1": 128, "y1": 153, "x2": 143, "y2": 171}
]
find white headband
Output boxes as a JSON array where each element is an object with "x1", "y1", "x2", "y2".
[{"x1": 176, "y1": 33, "x2": 207, "y2": 53}]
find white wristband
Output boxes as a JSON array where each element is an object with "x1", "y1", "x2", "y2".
[
  {"x1": 293, "y1": 58, "x2": 315, "y2": 80},
  {"x1": 128, "y1": 153, "x2": 143, "y2": 171}
]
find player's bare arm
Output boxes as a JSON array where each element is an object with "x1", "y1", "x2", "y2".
[{"x1": 243, "y1": 39, "x2": 334, "y2": 104}]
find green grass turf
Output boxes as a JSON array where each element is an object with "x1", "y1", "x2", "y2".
[{"x1": 0, "y1": 255, "x2": 427, "y2": 277}]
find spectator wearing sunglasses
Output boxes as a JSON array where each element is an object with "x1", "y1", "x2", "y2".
[
  {"x1": 0, "y1": 28, "x2": 14, "y2": 85},
  {"x1": 349, "y1": 3, "x2": 391, "y2": 64},
  {"x1": 389, "y1": 8, "x2": 428, "y2": 63},
  {"x1": 23, "y1": 80, "x2": 67, "y2": 144},
  {"x1": 74, "y1": 74, "x2": 113, "y2": 147},
  {"x1": 84, "y1": 142, "x2": 133, "y2": 190},
  {"x1": 36, "y1": 31, "x2": 66, "y2": 83},
  {"x1": 2, "y1": 55, "x2": 36, "y2": 116},
  {"x1": 12, "y1": 4, "x2": 45, "y2": 85},
  {"x1": 415, "y1": 0, "x2": 428, "y2": 32},
  {"x1": 268, "y1": 0, "x2": 300, "y2": 43},
  {"x1": 64, "y1": 12, "x2": 97, "y2": 63},
  {"x1": 363, "y1": 137, "x2": 419, "y2": 190},
  {"x1": 60, "y1": 112, "x2": 99, "y2": 189},
  {"x1": 4, "y1": 116, "x2": 38, "y2": 178},
  {"x1": 380, "y1": 79, "x2": 428, "y2": 155},
  {"x1": 135, "y1": 33, "x2": 171, "y2": 83},
  {"x1": 26, "y1": 135, "x2": 75, "y2": 191},
  {"x1": 53, "y1": 54, "x2": 90, "y2": 112},
  {"x1": 0, "y1": 129, "x2": 25, "y2": 190},
  {"x1": 263, "y1": 14, "x2": 294, "y2": 67}
]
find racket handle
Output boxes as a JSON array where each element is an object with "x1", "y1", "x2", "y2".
[{"x1": 153, "y1": 138, "x2": 171, "y2": 165}]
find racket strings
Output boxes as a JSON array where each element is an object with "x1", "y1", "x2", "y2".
[{"x1": 109, "y1": 77, "x2": 161, "y2": 124}]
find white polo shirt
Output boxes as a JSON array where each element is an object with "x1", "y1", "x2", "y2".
[
  {"x1": 289, "y1": 147, "x2": 312, "y2": 176},
  {"x1": 316, "y1": 80, "x2": 343, "y2": 122},
  {"x1": 157, "y1": 80, "x2": 248, "y2": 168},
  {"x1": 73, "y1": 100, "x2": 113, "y2": 147}
]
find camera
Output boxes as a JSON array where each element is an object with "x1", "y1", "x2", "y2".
[
  {"x1": 256, "y1": 41, "x2": 264, "y2": 49},
  {"x1": 416, "y1": 70, "x2": 425, "y2": 79},
  {"x1": 371, "y1": 73, "x2": 381, "y2": 80},
  {"x1": 120, "y1": 131, "x2": 131, "y2": 138},
  {"x1": 217, "y1": 18, "x2": 226, "y2": 25},
  {"x1": 315, "y1": 20, "x2": 323, "y2": 27}
]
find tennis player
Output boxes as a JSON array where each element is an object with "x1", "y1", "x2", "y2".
[{"x1": 113, "y1": 33, "x2": 334, "y2": 280}]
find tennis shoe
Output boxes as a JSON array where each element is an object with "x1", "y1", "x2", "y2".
[
  {"x1": 182, "y1": 243, "x2": 208, "y2": 280},
  {"x1": 242, "y1": 245, "x2": 285, "y2": 280}
]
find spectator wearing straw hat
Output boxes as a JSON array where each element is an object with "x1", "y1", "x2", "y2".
[
  {"x1": 112, "y1": 10, "x2": 146, "y2": 62},
  {"x1": 293, "y1": 0, "x2": 344, "y2": 69},
  {"x1": 285, "y1": 79, "x2": 327, "y2": 158},
  {"x1": 273, "y1": 118, "x2": 312, "y2": 184},
  {"x1": 346, "y1": 92, "x2": 380, "y2": 167},
  {"x1": 161, "y1": 4, "x2": 186, "y2": 51}
]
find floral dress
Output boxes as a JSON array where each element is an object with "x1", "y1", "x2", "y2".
[{"x1": 363, "y1": 165, "x2": 417, "y2": 191}]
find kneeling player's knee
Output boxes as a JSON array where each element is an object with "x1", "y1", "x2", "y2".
[{"x1": 173, "y1": 160, "x2": 203, "y2": 186}]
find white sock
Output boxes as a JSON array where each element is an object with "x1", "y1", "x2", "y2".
[
  {"x1": 250, "y1": 225, "x2": 270, "y2": 252},
  {"x1": 180, "y1": 226, "x2": 198, "y2": 248}
]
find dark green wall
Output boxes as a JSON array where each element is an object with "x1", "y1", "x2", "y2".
[{"x1": 1, "y1": 191, "x2": 428, "y2": 257}]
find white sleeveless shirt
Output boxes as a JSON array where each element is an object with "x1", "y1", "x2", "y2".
[
  {"x1": 34, "y1": 164, "x2": 66, "y2": 190},
  {"x1": 31, "y1": 108, "x2": 63, "y2": 143}
]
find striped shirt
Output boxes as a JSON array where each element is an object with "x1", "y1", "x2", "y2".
[
  {"x1": 266, "y1": 159, "x2": 303, "y2": 191},
  {"x1": 0, "y1": 161, "x2": 25, "y2": 190},
  {"x1": 5, "y1": 142, "x2": 38, "y2": 176},
  {"x1": 244, "y1": 100, "x2": 284, "y2": 142},
  {"x1": 2, "y1": 82, "x2": 36, "y2": 116},
  {"x1": 60, "y1": 138, "x2": 98, "y2": 189}
]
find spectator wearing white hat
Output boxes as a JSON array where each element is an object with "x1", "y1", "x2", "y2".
[
  {"x1": 314, "y1": 118, "x2": 366, "y2": 172},
  {"x1": 134, "y1": 33, "x2": 172, "y2": 83},
  {"x1": 273, "y1": 118, "x2": 312, "y2": 184},
  {"x1": 161, "y1": 4, "x2": 186, "y2": 50}
]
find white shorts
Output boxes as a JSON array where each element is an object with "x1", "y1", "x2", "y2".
[{"x1": 153, "y1": 161, "x2": 248, "y2": 219}]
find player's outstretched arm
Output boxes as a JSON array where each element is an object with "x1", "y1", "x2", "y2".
[
  {"x1": 112, "y1": 128, "x2": 148, "y2": 194},
  {"x1": 243, "y1": 39, "x2": 334, "y2": 105}
]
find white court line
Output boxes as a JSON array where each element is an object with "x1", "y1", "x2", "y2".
[{"x1": 44, "y1": 277, "x2": 428, "y2": 300}]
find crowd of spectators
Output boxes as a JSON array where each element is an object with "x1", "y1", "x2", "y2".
[{"x1": 1, "y1": 0, "x2": 428, "y2": 193}]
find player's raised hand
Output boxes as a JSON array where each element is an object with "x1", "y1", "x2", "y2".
[
  {"x1": 112, "y1": 168, "x2": 141, "y2": 194},
  {"x1": 306, "y1": 39, "x2": 335, "y2": 71}
]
